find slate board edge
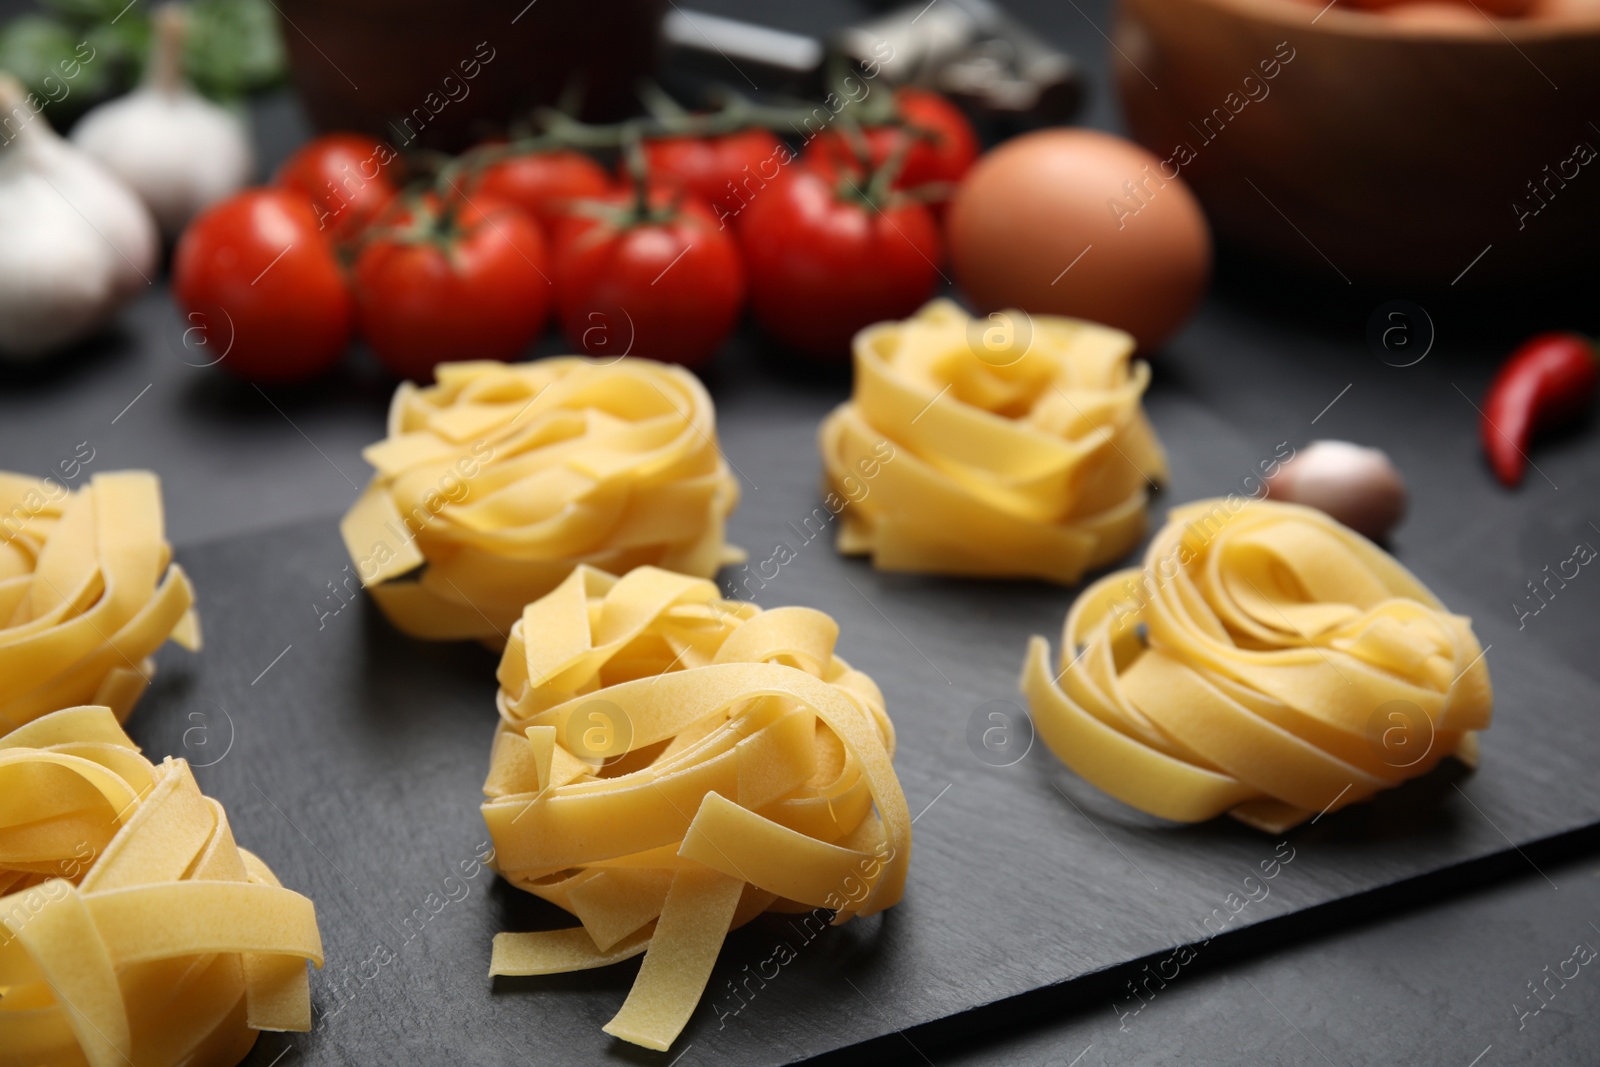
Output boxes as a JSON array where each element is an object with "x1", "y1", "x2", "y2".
[{"x1": 804, "y1": 820, "x2": 1600, "y2": 1066}]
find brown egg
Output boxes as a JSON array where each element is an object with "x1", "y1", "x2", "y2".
[{"x1": 947, "y1": 128, "x2": 1211, "y2": 352}]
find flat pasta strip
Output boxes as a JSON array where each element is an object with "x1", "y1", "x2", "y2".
[
  {"x1": 0, "y1": 707, "x2": 324, "y2": 1066},
  {"x1": 818, "y1": 299, "x2": 1166, "y2": 583},
  {"x1": 483, "y1": 566, "x2": 910, "y2": 1051},
  {"x1": 1024, "y1": 498, "x2": 1492, "y2": 831},
  {"x1": 0, "y1": 471, "x2": 200, "y2": 731},
  {"x1": 340, "y1": 358, "x2": 743, "y2": 645},
  {"x1": 0, "y1": 705, "x2": 152, "y2": 897}
]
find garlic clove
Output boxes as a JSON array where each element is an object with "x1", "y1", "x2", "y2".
[
  {"x1": 0, "y1": 72, "x2": 159, "y2": 359},
  {"x1": 70, "y1": 5, "x2": 253, "y2": 239},
  {"x1": 1265, "y1": 440, "x2": 1408, "y2": 542}
]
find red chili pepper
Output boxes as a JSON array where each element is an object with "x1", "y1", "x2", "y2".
[{"x1": 1480, "y1": 331, "x2": 1599, "y2": 487}]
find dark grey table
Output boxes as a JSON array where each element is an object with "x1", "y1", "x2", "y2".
[{"x1": 2, "y1": 0, "x2": 1598, "y2": 1064}]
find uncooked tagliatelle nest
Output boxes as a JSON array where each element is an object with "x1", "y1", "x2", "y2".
[
  {"x1": 481, "y1": 565, "x2": 910, "y2": 1051},
  {"x1": 0, "y1": 706, "x2": 324, "y2": 1066},
  {"x1": 0, "y1": 471, "x2": 200, "y2": 732},
  {"x1": 1024, "y1": 498, "x2": 1493, "y2": 832},
  {"x1": 341, "y1": 358, "x2": 743, "y2": 645},
  {"x1": 819, "y1": 299, "x2": 1167, "y2": 583}
]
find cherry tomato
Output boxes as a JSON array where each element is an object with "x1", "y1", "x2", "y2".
[
  {"x1": 638, "y1": 128, "x2": 789, "y2": 226},
  {"x1": 809, "y1": 88, "x2": 979, "y2": 193},
  {"x1": 552, "y1": 188, "x2": 745, "y2": 368},
  {"x1": 276, "y1": 133, "x2": 401, "y2": 240},
  {"x1": 476, "y1": 149, "x2": 613, "y2": 233},
  {"x1": 173, "y1": 188, "x2": 355, "y2": 384},
  {"x1": 738, "y1": 163, "x2": 940, "y2": 358},
  {"x1": 354, "y1": 194, "x2": 552, "y2": 381}
]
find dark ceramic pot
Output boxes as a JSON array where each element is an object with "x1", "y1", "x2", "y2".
[
  {"x1": 276, "y1": 0, "x2": 667, "y2": 151},
  {"x1": 1114, "y1": 0, "x2": 1600, "y2": 287}
]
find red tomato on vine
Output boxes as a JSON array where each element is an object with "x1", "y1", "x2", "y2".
[
  {"x1": 808, "y1": 88, "x2": 979, "y2": 194},
  {"x1": 173, "y1": 188, "x2": 355, "y2": 383},
  {"x1": 737, "y1": 159, "x2": 940, "y2": 358},
  {"x1": 638, "y1": 129, "x2": 789, "y2": 225},
  {"x1": 551, "y1": 186, "x2": 745, "y2": 368},
  {"x1": 476, "y1": 149, "x2": 614, "y2": 233},
  {"x1": 354, "y1": 194, "x2": 552, "y2": 381},
  {"x1": 276, "y1": 133, "x2": 401, "y2": 240}
]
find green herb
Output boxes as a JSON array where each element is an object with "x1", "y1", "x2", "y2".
[
  {"x1": 183, "y1": 0, "x2": 286, "y2": 101},
  {"x1": 0, "y1": 0, "x2": 285, "y2": 124}
]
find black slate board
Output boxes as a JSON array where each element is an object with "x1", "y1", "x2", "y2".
[{"x1": 119, "y1": 372, "x2": 1600, "y2": 1067}]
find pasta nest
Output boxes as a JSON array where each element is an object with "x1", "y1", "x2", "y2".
[
  {"x1": 1024, "y1": 498, "x2": 1493, "y2": 832},
  {"x1": 0, "y1": 707, "x2": 324, "y2": 1067},
  {"x1": 481, "y1": 565, "x2": 910, "y2": 1051},
  {"x1": 819, "y1": 299, "x2": 1167, "y2": 583},
  {"x1": 342, "y1": 358, "x2": 743, "y2": 645},
  {"x1": 0, "y1": 471, "x2": 200, "y2": 732}
]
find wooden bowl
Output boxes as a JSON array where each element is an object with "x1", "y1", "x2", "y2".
[
  {"x1": 1112, "y1": 0, "x2": 1600, "y2": 286},
  {"x1": 276, "y1": 0, "x2": 666, "y2": 153}
]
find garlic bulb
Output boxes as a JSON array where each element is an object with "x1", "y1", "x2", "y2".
[
  {"x1": 1265, "y1": 439, "x2": 1407, "y2": 542},
  {"x1": 0, "y1": 73, "x2": 159, "y2": 360},
  {"x1": 71, "y1": 5, "x2": 253, "y2": 238}
]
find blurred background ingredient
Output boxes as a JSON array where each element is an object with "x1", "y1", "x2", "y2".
[
  {"x1": 70, "y1": 4, "x2": 253, "y2": 238},
  {"x1": 1115, "y1": 0, "x2": 1600, "y2": 285},
  {"x1": 0, "y1": 0, "x2": 283, "y2": 123},
  {"x1": 274, "y1": 132, "x2": 399, "y2": 238},
  {"x1": 274, "y1": 0, "x2": 663, "y2": 151},
  {"x1": 476, "y1": 148, "x2": 613, "y2": 233},
  {"x1": 0, "y1": 70, "x2": 155, "y2": 359},
  {"x1": 3, "y1": 0, "x2": 1597, "y2": 393}
]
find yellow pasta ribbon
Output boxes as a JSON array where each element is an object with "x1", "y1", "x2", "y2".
[
  {"x1": 482, "y1": 565, "x2": 910, "y2": 1051},
  {"x1": 0, "y1": 471, "x2": 200, "y2": 732},
  {"x1": 819, "y1": 299, "x2": 1167, "y2": 583},
  {"x1": 341, "y1": 358, "x2": 743, "y2": 645},
  {"x1": 0, "y1": 705, "x2": 154, "y2": 898},
  {"x1": 1024, "y1": 498, "x2": 1493, "y2": 832},
  {"x1": 0, "y1": 707, "x2": 324, "y2": 1067}
]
